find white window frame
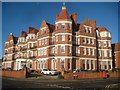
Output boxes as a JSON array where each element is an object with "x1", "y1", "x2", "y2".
[
  {"x1": 61, "y1": 45, "x2": 65, "y2": 53},
  {"x1": 83, "y1": 48, "x2": 86, "y2": 55},
  {"x1": 61, "y1": 35, "x2": 65, "y2": 41}
]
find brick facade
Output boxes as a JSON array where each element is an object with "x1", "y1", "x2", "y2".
[{"x1": 2, "y1": 5, "x2": 113, "y2": 72}]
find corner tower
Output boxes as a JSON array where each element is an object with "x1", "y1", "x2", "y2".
[{"x1": 53, "y1": 3, "x2": 73, "y2": 72}]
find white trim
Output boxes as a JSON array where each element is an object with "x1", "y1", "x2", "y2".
[
  {"x1": 55, "y1": 21, "x2": 72, "y2": 24},
  {"x1": 115, "y1": 51, "x2": 120, "y2": 53},
  {"x1": 98, "y1": 40, "x2": 111, "y2": 41},
  {"x1": 16, "y1": 59, "x2": 27, "y2": 61},
  {"x1": 40, "y1": 27, "x2": 47, "y2": 30},
  {"x1": 80, "y1": 58, "x2": 96, "y2": 60},
  {"x1": 37, "y1": 36, "x2": 50, "y2": 40},
  {"x1": 2, "y1": 61, "x2": 13, "y2": 63},
  {"x1": 55, "y1": 44, "x2": 72, "y2": 46},
  {"x1": 79, "y1": 45, "x2": 96, "y2": 49},
  {"x1": 77, "y1": 35, "x2": 95, "y2": 39},
  {"x1": 83, "y1": 25, "x2": 92, "y2": 28},
  {"x1": 99, "y1": 59, "x2": 112, "y2": 61},
  {"x1": 55, "y1": 33, "x2": 72, "y2": 36},
  {"x1": 98, "y1": 48, "x2": 112, "y2": 50}
]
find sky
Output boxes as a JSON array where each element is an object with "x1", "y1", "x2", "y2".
[{"x1": 2, "y1": 2, "x2": 119, "y2": 58}]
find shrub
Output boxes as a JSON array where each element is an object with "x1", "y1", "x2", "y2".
[
  {"x1": 57, "y1": 75, "x2": 64, "y2": 79},
  {"x1": 112, "y1": 68, "x2": 118, "y2": 72}
]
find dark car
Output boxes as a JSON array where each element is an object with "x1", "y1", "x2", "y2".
[
  {"x1": 73, "y1": 69, "x2": 88, "y2": 73},
  {"x1": 6, "y1": 68, "x2": 12, "y2": 71}
]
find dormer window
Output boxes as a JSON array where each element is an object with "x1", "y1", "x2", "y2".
[{"x1": 61, "y1": 23, "x2": 65, "y2": 30}]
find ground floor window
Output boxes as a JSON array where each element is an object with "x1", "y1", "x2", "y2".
[
  {"x1": 61, "y1": 59, "x2": 65, "y2": 69},
  {"x1": 91, "y1": 61, "x2": 94, "y2": 69},
  {"x1": 83, "y1": 60, "x2": 85, "y2": 70},
  {"x1": 68, "y1": 59, "x2": 71, "y2": 70},
  {"x1": 30, "y1": 62, "x2": 32, "y2": 68}
]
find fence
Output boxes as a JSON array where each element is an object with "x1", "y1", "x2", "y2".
[
  {"x1": 63, "y1": 71, "x2": 120, "y2": 79},
  {"x1": 0, "y1": 68, "x2": 28, "y2": 78}
]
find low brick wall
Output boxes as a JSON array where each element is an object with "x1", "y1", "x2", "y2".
[
  {"x1": 63, "y1": 71, "x2": 120, "y2": 79},
  {"x1": 0, "y1": 69, "x2": 27, "y2": 78}
]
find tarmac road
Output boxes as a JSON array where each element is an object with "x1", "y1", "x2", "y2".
[{"x1": 1, "y1": 76, "x2": 120, "y2": 90}]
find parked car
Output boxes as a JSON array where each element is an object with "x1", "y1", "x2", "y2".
[
  {"x1": 41, "y1": 68, "x2": 58, "y2": 75},
  {"x1": 73, "y1": 69, "x2": 88, "y2": 73}
]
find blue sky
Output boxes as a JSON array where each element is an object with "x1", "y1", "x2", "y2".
[{"x1": 2, "y1": 2, "x2": 119, "y2": 58}]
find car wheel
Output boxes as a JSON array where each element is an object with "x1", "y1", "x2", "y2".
[
  {"x1": 49, "y1": 73, "x2": 52, "y2": 76},
  {"x1": 41, "y1": 72, "x2": 44, "y2": 75}
]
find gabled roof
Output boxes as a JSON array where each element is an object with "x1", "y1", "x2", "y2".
[
  {"x1": 56, "y1": 6, "x2": 71, "y2": 21},
  {"x1": 98, "y1": 26, "x2": 109, "y2": 32},
  {"x1": 21, "y1": 31, "x2": 27, "y2": 37},
  {"x1": 46, "y1": 23, "x2": 55, "y2": 33},
  {"x1": 83, "y1": 18, "x2": 91, "y2": 26},
  {"x1": 40, "y1": 20, "x2": 55, "y2": 33},
  {"x1": 6, "y1": 33, "x2": 14, "y2": 42},
  {"x1": 6, "y1": 33, "x2": 18, "y2": 44},
  {"x1": 28, "y1": 27, "x2": 39, "y2": 34}
]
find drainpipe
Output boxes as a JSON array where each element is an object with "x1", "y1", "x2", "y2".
[{"x1": 95, "y1": 29, "x2": 99, "y2": 72}]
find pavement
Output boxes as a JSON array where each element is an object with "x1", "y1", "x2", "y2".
[{"x1": 1, "y1": 76, "x2": 120, "y2": 90}]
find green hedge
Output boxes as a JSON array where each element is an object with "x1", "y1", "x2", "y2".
[{"x1": 57, "y1": 75, "x2": 64, "y2": 79}]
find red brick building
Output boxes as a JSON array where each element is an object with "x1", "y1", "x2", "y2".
[
  {"x1": 112, "y1": 43, "x2": 120, "y2": 69},
  {"x1": 2, "y1": 5, "x2": 113, "y2": 72}
]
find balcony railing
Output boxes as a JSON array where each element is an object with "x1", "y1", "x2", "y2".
[
  {"x1": 30, "y1": 46, "x2": 37, "y2": 49},
  {"x1": 22, "y1": 47, "x2": 27, "y2": 51},
  {"x1": 49, "y1": 54, "x2": 55, "y2": 56},
  {"x1": 29, "y1": 56, "x2": 36, "y2": 59}
]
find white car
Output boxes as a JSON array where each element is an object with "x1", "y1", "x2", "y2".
[{"x1": 41, "y1": 68, "x2": 58, "y2": 75}]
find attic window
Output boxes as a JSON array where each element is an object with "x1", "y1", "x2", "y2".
[
  {"x1": 61, "y1": 23, "x2": 65, "y2": 30},
  {"x1": 43, "y1": 29, "x2": 46, "y2": 34}
]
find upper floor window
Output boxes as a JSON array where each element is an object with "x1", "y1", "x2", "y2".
[
  {"x1": 68, "y1": 35, "x2": 71, "y2": 41},
  {"x1": 61, "y1": 23, "x2": 65, "y2": 30},
  {"x1": 92, "y1": 49, "x2": 94, "y2": 56},
  {"x1": 108, "y1": 41, "x2": 111, "y2": 47},
  {"x1": 38, "y1": 50, "x2": 41, "y2": 56},
  {"x1": 61, "y1": 35, "x2": 65, "y2": 41},
  {"x1": 61, "y1": 46, "x2": 65, "y2": 53},
  {"x1": 103, "y1": 41, "x2": 107, "y2": 47},
  {"x1": 109, "y1": 50, "x2": 112, "y2": 57},
  {"x1": 55, "y1": 35, "x2": 58, "y2": 42},
  {"x1": 78, "y1": 38, "x2": 80, "y2": 45},
  {"x1": 68, "y1": 23, "x2": 71, "y2": 30},
  {"x1": 56, "y1": 24, "x2": 58, "y2": 30},
  {"x1": 104, "y1": 50, "x2": 107, "y2": 57},
  {"x1": 42, "y1": 39, "x2": 45, "y2": 45},
  {"x1": 88, "y1": 48, "x2": 90, "y2": 55},
  {"x1": 43, "y1": 49, "x2": 46, "y2": 55},
  {"x1": 68, "y1": 46, "x2": 71, "y2": 53},
  {"x1": 55, "y1": 46, "x2": 58, "y2": 54},
  {"x1": 99, "y1": 50, "x2": 101, "y2": 57},
  {"x1": 98, "y1": 41, "x2": 101, "y2": 47},
  {"x1": 83, "y1": 48, "x2": 86, "y2": 55},
  {"x1": 83, "y1": 37, "x2": 86, "y2": 44},
  {"x1": 87, "y1": 38, "x2": 90, "y2": 44},
  {"x1": 52, "y1": 47, "x2": 54, "y2": 54},
  {"x1": 91, "y1": 39, "x2": 94, "y2": 44},
  {"x1": 45, "y1": 39, "x2": 47, "y2": 44}
]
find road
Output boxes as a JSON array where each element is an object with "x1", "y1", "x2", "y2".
[{"x1": 1, "y1": 76, "x2": 120, "y2": 90}]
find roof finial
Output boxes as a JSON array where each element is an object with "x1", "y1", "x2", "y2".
[
  {"x1": 62, "y1": 2, "x2": 66, "y2": 10},
  {"x1": 10, "y1": 33, "x2": 12, "y2": 35},
  {"x1": 63, "y1": 2, "x2": 65, "y2": 6}
]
